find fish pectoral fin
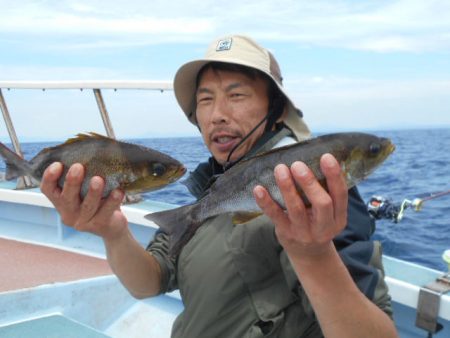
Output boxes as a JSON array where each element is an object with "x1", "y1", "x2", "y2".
[
  {"x1": 120, "y1": 180, "x2": 140, "y2": 193},
  {"x1": 232, "y1": 211, "x2": 263, "y2": 225}
]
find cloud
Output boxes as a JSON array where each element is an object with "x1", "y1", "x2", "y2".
[
  {"x1": 1, "y1": 6, "x2": 213, "y2": 36},
  {"x1": 283, "y1": 75, "x2": 450, "y2": 131},
  {"x1": 1, "y1": 0, "x2": 450, "y2": 52},
  {"x1": 286, "y1": 76, "x2": 450, "y2": 101}
]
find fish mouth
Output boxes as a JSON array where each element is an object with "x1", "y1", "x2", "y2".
[
  {"x1": 382, "y1": 139, "x2": 396, "y2": 159},
  {"x1": 153, "y1": 165, "x2": 186, "y2": 185},
  {"x1": 168, "y1": 165, "x2": 187, "y2": 183},
  {"x1": 388, "y1": 142, "x2": 396, "y2": 154},
  {"x1": 124, "y1": 165, "x2": 186, "y2": 194}
]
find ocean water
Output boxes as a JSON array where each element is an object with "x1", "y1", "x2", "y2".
[{"x1": 1, "y1": 128, "x2": 449, "y2": 271}]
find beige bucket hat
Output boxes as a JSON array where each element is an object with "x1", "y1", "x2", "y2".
[{"x1": 173, "y1": 35, "x2": 311, "y2": 140}]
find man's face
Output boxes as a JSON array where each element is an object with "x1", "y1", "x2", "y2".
[{"x1": 195, "y1": 68, "x2": 270, "y2": 165}]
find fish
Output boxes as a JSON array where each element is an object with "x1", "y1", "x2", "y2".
[
  {"x1": 0, "y1": 132, "x2": 186, "y2": 197},
  {"x1": 145, "y1": 132, "x2": 395, "y2": 256}
]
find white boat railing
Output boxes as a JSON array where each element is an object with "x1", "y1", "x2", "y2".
[{"x1": 0, "y1": 80, "x2": 173, "y2": 90}]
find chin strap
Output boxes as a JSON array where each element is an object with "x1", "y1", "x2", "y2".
[{"x1": 223, "y1": 113, "x2": 269, "y2": 170}]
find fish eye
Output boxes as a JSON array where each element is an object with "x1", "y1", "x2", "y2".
[
  {"x1": 152, "y1": 163, "x2": 166, "y2": 177},
  {"x1": 369, "y1": 142, "x2": 381, "y2": 156}
]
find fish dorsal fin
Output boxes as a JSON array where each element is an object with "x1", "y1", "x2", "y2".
[
  {"x1": 64, "y1": 132, "x2": 112, "y2": 145},
  {"x1": 232, "y1": 211, "x2": 263, "y2": 225}
]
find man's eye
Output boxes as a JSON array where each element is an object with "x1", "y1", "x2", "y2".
[{"x1": 197, "y1": 97, "x2": 212, "y2": 104}]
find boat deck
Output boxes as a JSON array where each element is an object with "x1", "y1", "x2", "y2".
[{"x1": 0, "y1": 237, "x2": 112, "y2": 293}]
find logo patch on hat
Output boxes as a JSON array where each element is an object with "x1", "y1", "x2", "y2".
[{"x1": 216, "y1": 38, "x2": 232, "y2": 51}]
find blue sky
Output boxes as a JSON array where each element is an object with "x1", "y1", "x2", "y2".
[{"x1": 0, "y1": 0, "x2": 450, "y2": 141}]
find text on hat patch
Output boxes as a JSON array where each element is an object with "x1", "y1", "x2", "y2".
[{"x1": 216, "y1": 38, "x2": 232, "y2": 51}]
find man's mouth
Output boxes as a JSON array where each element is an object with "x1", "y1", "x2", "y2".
[
  {"x1": 212, "y1": 133, "x2": 240, "y2": 152},
  {"x1": 216, "y1": 136, "x2": 235, "y2": 144}
]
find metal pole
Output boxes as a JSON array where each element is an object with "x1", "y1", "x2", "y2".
[
  {"x1": 92, "y1": 88, "x2": 141, "y2": 204},
  {"x1": 0, "y1": 89, "x2": 24, "y2": 155},
  {"x1": 0, "y1": 89, "x2": 34, "y2": 188},
  {"x1": 93, "y1": 89, "x2": 116, "y2": 139}
]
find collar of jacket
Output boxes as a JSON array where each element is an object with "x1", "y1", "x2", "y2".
[{"x1": 183, "y1": 127, "x2": 294, "y2": 200}]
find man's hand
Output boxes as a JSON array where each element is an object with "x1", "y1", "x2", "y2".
[
  {"x1": 40, "y1": 162, "x2": 128, "y2": 242},
  {"x1": 254, "y1": 153, "x2": 398, "y2": 338},
  {"x1": 40, "y1": 161, "x2": 163, "y2": 298},
  {"x1": 253, "y1": 153, "x2": 348, "y2": 259}
]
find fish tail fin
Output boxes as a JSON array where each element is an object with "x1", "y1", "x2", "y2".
[
  {"x1": 145, "y1": 204, "x2": 199, "y2": 256},
  {"x1": 0, "y1": 142, "x2": 32, "y2": 180}
]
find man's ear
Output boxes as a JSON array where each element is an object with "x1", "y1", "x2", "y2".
[
  {"x1": 266, "y1": 94, "x2": 286, "y2": 130},
  {"x1": 271, "y1": 94, "x2": 286, "y2": 123},
  {"x1": 274, "y1": 96, "x2": 288, "y2": 123}
]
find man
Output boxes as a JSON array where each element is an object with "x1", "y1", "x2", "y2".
[{"x1": 40, "y1": 35, "x2": 398, "y2": 337}]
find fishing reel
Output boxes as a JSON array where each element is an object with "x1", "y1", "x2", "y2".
[
  {"x1": 367, "y1": 195, "x2": 402, "y2": 223},
  {"x1": 367, "y1": 195, "x2": 424, "y2": 223},
  {"x1": 367, "y1": 188, "x2": 450, "y2": 223}
]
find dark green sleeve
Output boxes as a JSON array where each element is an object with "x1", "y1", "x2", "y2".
[
  {"x1": 334, "y1": 187, "x2": 393, "y2": 318},
  {"x1": 146, "y1": 231, "x2": 178, "y2": 294}
]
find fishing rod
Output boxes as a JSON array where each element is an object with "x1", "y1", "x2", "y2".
[{"x1": 367, "y1": 188, "x2": 450, "y2": 223}]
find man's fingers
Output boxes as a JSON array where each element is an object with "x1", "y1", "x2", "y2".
[
  {"x1": 40, "y1": 162, "x2": 64, "y2": 203},
  {"x1": 253, "y1": 185, "x2": 289, "y2": 227},
  {"x1": 77, "y1": 176, "x2": 105, "y2": 225},
  {"x1": 320, "y1": 153, "x2": 348, "y2": 227},
  {"x1": 60, "y1": 163, "x2": 84, "y2": 203},
  {"x1": 291, "y1": 161, "x2": 334, "y2": 228},
  {"x1": 274, "y1": 164, "x2": 306, "y2": 222},
  {"x1": 56, "y1": 163, "x2": 85, "y2": 224},
  {"x1": 93, "y1": 189, "x2": 124, "y2": 226}
]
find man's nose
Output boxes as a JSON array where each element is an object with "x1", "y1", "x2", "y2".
[{"x1": 210, "y1": 97, "x2": 230, "y2": 124}]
